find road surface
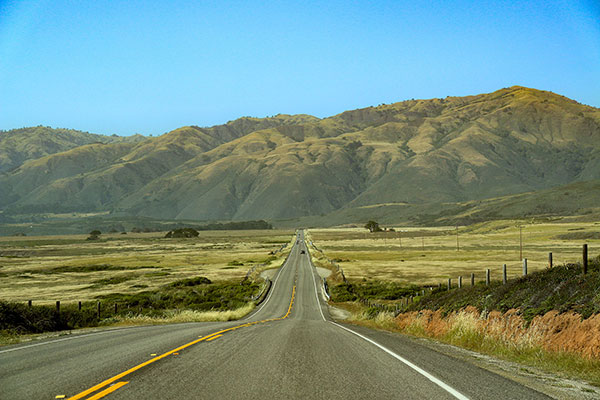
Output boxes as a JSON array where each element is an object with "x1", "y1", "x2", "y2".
[{"x1": 1, "y1": 231, "x2": 551, "y2": 399}]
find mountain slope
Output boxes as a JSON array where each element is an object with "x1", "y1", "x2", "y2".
[
  {"x1": 0, "y1": 126, "x2": 145, "y2": 173},
  {"x1": 1, "y1": 86, "x2": 599, "y2": 221}
]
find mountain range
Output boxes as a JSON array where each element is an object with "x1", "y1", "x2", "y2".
[{"x1": 1, "y1": 86, "x2": 599, "y2": 224}]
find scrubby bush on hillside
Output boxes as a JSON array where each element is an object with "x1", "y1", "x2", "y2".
[
  {"x1": 406, "y1": 256, "x2": 600, "y2": 321},
  {"x1": 331, "y1": 281, "x2": 421, "y2": 302}
]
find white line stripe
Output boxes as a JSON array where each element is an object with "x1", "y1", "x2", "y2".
[
  {"x1": 330, "y1": 321, "x2": 470, "y2": 400},
  {"x1": 307, "y1": 254, "x2": 326, "y2": 322},
  {"x1": 0, "y1": 327, "x2": 140, "y2": 354}
]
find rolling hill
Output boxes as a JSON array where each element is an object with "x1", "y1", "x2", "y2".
[
  {"x1": 0, "y1": 126, "x2": 145, "y2": 173},
  {"x1": 1, "y1": 86, "x2": 599, "y2": 224}
]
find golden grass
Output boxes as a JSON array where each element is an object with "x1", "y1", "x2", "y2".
[
  {"x1": 0, "y1": 230, "x2": 294, "y2": 304},
  {"x1": 107, "y1": 303, "x2": 256, "y2": 326},
  {"x1": 307, "y1": 219, "x2": 600, "y2": 285},
  {"x1": 341, "y1": 303, "x2": 600, "y2": 388}
]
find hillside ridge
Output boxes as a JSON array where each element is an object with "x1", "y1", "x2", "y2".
[{"x1": 1, "y1": 86, "x2": 599, "y2": 222}]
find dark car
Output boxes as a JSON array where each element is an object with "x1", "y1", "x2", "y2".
[{"x1": 300, "y1": 250, "x2": 305, "y2": 254}]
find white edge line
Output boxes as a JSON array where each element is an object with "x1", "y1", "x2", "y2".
[
  {"x1": 330, "y1": 321, "x2": 470, "y2": 400},
  {"x1": 0, "y1": 326, "x2": 141, "y2": 354},
  {"x1": 308, "y1": 253, "x2": 327, "y2": 322}
]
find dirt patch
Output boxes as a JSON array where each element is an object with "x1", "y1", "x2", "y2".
[{"x1": 315, "y1": 266, "x2": 331, "y2": 278}]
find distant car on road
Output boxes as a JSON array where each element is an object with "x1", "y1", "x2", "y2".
[{"x1": 300, "y1": 250, "x2": 306, "y2": 254}]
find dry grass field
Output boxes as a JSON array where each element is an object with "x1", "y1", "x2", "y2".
[
  {"x1": 0, "y1": 230, "x2": 294, "y2": 305},
  {"x1": 307, "y1": 218, "x2": 600, "y2": 285}
]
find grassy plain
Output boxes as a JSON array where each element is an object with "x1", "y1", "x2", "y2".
[
  {"x1": 0, "y1": 229, "x2": 294, "y2": 305},
  {"x1": 307, "y1": 218, "x2": 600, "y2": 286}
]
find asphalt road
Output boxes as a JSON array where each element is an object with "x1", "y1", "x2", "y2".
[{"x1": 0, "y1": 231, "x2": 552, "y2": 399}]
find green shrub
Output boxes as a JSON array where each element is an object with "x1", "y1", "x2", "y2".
[{"x1": 164, "y1": 228, "x2": 199, "y2": 238}]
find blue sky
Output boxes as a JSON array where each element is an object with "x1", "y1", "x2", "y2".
[{"x1": 0, "y1": 0, "x2": 599, "y2": 136}]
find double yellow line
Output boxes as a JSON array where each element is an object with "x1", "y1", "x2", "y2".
[{"x1": 67, "y1": 285, "x2": 296, "y2": 400}]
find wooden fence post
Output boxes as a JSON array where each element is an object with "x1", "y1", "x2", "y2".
[
  {"x1": 56, "y1": 301, "x2": 60, "y2": 313},
  {"x1": 470, "y1": 273, "x2": 474, "y2": 287},
  {"x1": 583, "y1": 244, "x2": 588, "y2": 275},
  {"x1": 114, "y1": 303, "x2": 118, "y2": 314},
  {"x1": 78, "y1": 301, "x2": 82, "y2": 311},
  {"x1": 522, "y1": 258, "x2": 528, "y2": 276},
  {"x1": 486, "y1": 269, "x2": 490, "y2": 286},
  {"x1": 503, "y1": 264, "x2": 507, "y2": 284},
  {"x1": 97, "y1": 301, "x2": 101, "y2": 319},
  {"x1": 28, "y1": 300, "x2": 32, "y2": 307},
  {"x1": 548, "y1": 252, "x2": 553, "y2": 268},
  {"x1": 458, "y1": 276, "x2": 462, "y2": 289},
  {"x1": 447, "y1": 278, "x2": 451, "y2": 291}
]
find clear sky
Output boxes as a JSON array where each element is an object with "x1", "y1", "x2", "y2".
[{"x1": 1, "y1": 0, "x2": 599, "y2": 136}]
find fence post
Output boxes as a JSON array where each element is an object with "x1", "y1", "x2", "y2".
[
  {"x1": 28, "y1": 300, "x2": 32, "y2": 307},
  {"x1": 470, "y1": 273, "x2": 474, "y2": 287},
  {"x1": 503, "y1": 264, "x2": 507, "y2": 284},
  {"x1": 97, "y1": 301, "x2": 101, "y2": 319},
  {"x1": 583, "y1": 244, "x2": 588, "y2": 275},
  {"x1": 438, "y1": 283, "x2": 441, "y2": 289},
  {"x1": 78, "y1": 301, "x2": 82, "y2": 311},
  {"x1": 548, "y1": 252, "x2": 553, "y2": 268},
  {"x1": 114, "y1": 303, "x2": 118, "y2": 314},
  {"x1": 447, "y1": 278, "x2": 451, "y2": 291},
  {"x1": 522, "y1": 258, "x2": 528, "y2": 276},
  {"x1": 458, "y1": 276, "x2": 462, "y2": 289},
  {"x1": 486, "y1": 269, "x2": 490, "y2": 286},
  {"x1": 56, "y1": 301, "x2": 60, "y2": 313}
]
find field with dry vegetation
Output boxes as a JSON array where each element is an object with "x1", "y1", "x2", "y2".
[
  {"x1": 0, "y1": 229, "x2": 294, "y2": 304},
  {"x1": 308, "y1": 219, "x2": 600, "y2": 389},
  {"x1": 307, "y1": 218, "x2": 600, "y2": 285}
]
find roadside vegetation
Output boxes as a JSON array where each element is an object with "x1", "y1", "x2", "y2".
[
  {"x1": 0, "y1": 276, "x2": 261, "y2": 341},
  {"x1": 0, "y1": 229, "x2": 292, "y2": 303},
  {"x1": 308, "y1": 224, "x2": 600, "y2": 388},
  {"x1": 307, "y1": 219, "x2": 600, "y2": 285},
  {"x1": 0, "y1": 229, "x2": 293, "y2": 344}
]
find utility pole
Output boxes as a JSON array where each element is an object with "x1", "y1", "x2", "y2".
[
  {"x1": 519, "y1": 225, "x2": 523, "y2": 261},
  {"x1": 456, "y1": 225, "x2": 459, "y2": 251}
]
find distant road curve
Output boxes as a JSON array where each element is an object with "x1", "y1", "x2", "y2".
[{"x1": 0, "y1": 231, "x2": 551, "y2": 399}]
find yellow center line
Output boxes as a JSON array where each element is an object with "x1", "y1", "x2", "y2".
[
  {"x1": 67, "y1": 285, "x2": 296, "y2": 400},
  {"x1": 86, "y1": 382, "x2": 129, "y2": 400},
  {"x1": 206, "y1": 334, "x2": 223, "y2": 342}
]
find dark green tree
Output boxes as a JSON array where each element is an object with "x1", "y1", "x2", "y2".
[{"x1": 364, "y1": 221, "x2": 382, "y2": 233}]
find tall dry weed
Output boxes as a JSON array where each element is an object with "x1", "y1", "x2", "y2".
[
  {"x1": 393, "y1": 307, "x2": 600, "y2": 359},
  {"x1": 108, "y1": 303, "x2": 255, "y2": 326}
]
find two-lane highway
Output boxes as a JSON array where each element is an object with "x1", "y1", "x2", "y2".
[{"x1": 1, "y1": 231, "x2": 551, "y2": 399}]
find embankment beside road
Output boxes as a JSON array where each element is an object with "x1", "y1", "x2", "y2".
[
  {"x1": 354, "y1": 305, "x2": 598, "y2": 389},
  {"x1": 393, "y1": 306, "x2": 600, "y2": 363},
  {"x1": 327, "y1": 256, "x2": 600, "y2": 386}
]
